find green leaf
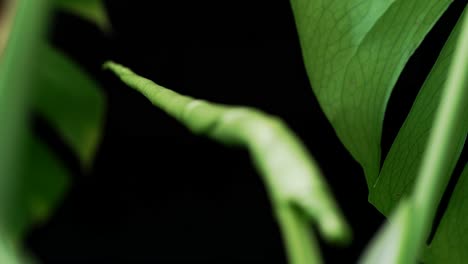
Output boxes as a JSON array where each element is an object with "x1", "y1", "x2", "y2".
[
  {"x1": 412, "y1": 7, "x2": 468, "y2": 261},
  {"x1": 0, "y1": 0, "x2": 16, "y2": 54},
  {"x1": 424, "y1": 164, "x2": 468, "y2": 263},
  {"x1": 0, "y1": 0, "x2": 49, "y2": 243},
  {"x1": 33, "y1": 44, "x2": 106, "y2": 167},
  {"x1": 10, "y1": 132, "x2": 69, "y2": 239},
  {"x1": 54, "y1": 0, "x2": 109, "y2": 31},
  {"x1": 105, "y1": 61, "x2": 352, "y2": 264},
  {"x1": 363, "y1": 9, "x2": 468, "y2": 263},
  {"x1": 358, "y1": 200, "x2": 414, "y2": 264},
  {"x1": 1, "y1": 1, "x2": 104, "y2": 244},
  {"x1": 1, "y1": 23, "x2": 105, "y2": 244},
  {"x1": 370, "y1": 8, "x2": 467, "y2": 216},
  {"x1": 290, "y1": 0, "x2": 453, "y2": 185},
  {"x1": 0, "y1": 234, "x2": 18, "y2": 264},
  {"x1": 7, "y1": 44, "x2": 107, "y2": 237}
]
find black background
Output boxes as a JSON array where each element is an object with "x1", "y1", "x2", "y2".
[{"x1": 25, "y1": 1, "x2": 467, "y2": 263}]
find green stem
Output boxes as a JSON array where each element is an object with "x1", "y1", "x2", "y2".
[
  {"x1": 105, "y1": 61, "x2": 351, "y2": 264},
  {"x1": 276, "y1": 205, "x2": 322, "y2": 264},
  {"x1": 409, "y1": 9, "x2": 468, "y2": 262}
]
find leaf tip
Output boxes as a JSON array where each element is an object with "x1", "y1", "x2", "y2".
[{"x1": 318, "y1": 212, "x2": 353, "y2": 245}]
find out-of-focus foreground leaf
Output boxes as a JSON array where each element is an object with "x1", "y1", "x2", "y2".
[
  {"x1": 0, "y1": 0, "x2": 48, "y2": 261},
  {"x1": 10, "y1": 44, "x2": 106, "y2": 238},
  {"x1": 424, "y1": 165, "x2": 468, "y2": 263},
  {"x1": 105, "y1": 61, "x2": 351, "y2": 264},
  {"x1": 54, "y1": 0, "x2": 109, "y2": 30},
  {"x1": 12, "y1": 132, "x2": 69, "y2": 240},
  {"x1": 0, "y1": 0, "x2": 105, "y2": 245},
  {"x1": 418, "y1": 7, "x2": 468, "y2": 262},
  {"x1": 358, "y1": 200, "x2": 414, "y2": 264},
  {"x1": 34, "y1": 44, "x2": 106, "y2": 167},
  {"x1": 289, "y1": 0, "x2": 452, "y2": 186},
  {"x1": 0, "y1": 0, "x2": 16, "y2": 54}
]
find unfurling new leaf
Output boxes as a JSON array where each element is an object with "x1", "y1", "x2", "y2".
[{"x1": 105, "y1": 61, "x2": 351, "y2": 264}]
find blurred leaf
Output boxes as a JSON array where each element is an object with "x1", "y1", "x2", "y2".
[
  {"x1": 54, "y1": 0, "x2": 109, "y2": 31},
  {"x1": 0, "y1": 0, "x2": 104, "y2": 248},
  {"x1": 33, "y1": 44, "x2": 106, "y2": 167},
  {"x1": 0, "y1": 234, "x2": 18, "y2": 264},
  {"x1": 2, "y1": 32, "x2": 105, "y2": 243},
  {"x1": 370, "y1": 8, "x2": 467, "y2": 216},
  {"x1": 10, "y1": 132, "x2": 69, "y2": 239},
  {"x1": 0, "y1": 0, "x2": 49, "y2": 246},
  {"x1": 105, "y1": 62, "x2": 352, "y2": 264},
  {"x1": 0, "y1": 0, "x2": 17, "y2": 55},
  {"x1": 358, "y1": 200, "x2": 414, "y2": 264},
  {"x1": 424, "y1": 165, "x2": 468, "y2": 263},
  {"x1": 289, "y1": 0, "x2": 452, "y2": 186}
]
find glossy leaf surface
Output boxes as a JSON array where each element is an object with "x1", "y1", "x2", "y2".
[
  {"x1": 362, "y1": 8, "x2": 468, "y2": 263},
  {"x1": 290, "y1": 0, "x2": 453, "y2": 185},
  {"x1": 370, "y1": 8, "x2": 467, "y2": 216}
]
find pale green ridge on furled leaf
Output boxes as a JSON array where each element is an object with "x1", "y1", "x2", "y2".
[
  {"x1": 358, "y1": 199, "x2": 414, "y2": 264},
  {"x1": 424, "y1": 165, "x2": 468, "y2": 263},
  {"x1": 289, "y1": 0, "x2": 453, "y2": 186},
  {"x1": 105, "y1": 61, "x2": 351, "y2": 264},
  {"x1": 360, "y1": 8, "x2": 468, "y2": 263},
  {"x1": 370, "y1": 7, "x2": 467, "y2": 216},
  {"x1": 409, "y1": 7, "x2": 468, "y2": 262},
  {"x1": 0, "y1": 234, "x2": 18, "y2": 264}
]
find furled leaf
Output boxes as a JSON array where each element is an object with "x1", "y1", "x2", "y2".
[
  {"x1": 0, "y1": 234, "x2": 20, "y2": 264},
  {"x1": 424, "y1": 165, "x2": 468, "y2": 263},
  {"x1": 415, "y1": 8, "x2": 468, "y2": 262},
  {"x1": 33, "y1": 44, "x2": 106, "y2": 167},
  {"x1": 105, "y1": 61, "x2": 351, "y2": 264},
  {"x1": 370, "y1": 8, "x2": 467, "y2": 216},
  {"x1": 358, "y1": 200, "x2": 414, "y2": 264},
  {"x1": 289, "y1": 0, "x2": 453, "y2": 185},
  {"x1": 54, "y1": 0, "x2": 109, "y2": 30}
]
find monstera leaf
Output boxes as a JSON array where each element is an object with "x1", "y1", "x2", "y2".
[
  {"x1": 290, "y1": 0, "x2": 453, "y2": 186},
  {"x1": 105, "y1": 61, "x2": 351, "y2": 264},
  {"x1": 357, "y1": 6, "x2": 468, "y2": 263},
  {"x1": 370, "y1": 8, "x2": 467, "y2": 217},
  {"x1": 0, "y1": 0, "x2": 105, "y2": 246},
  {"x1": 6, "y1": 43, "x2": 106, "y2": 240},
  {"x1": 55, "y1": 0, "x2": 109, "y2": 30},
  {"x1": 34, "y1": 44, "x2": 105, "y2": 168},
  {"x1": 291, "y1": 0, "x2": 468, "y2": 262}
]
